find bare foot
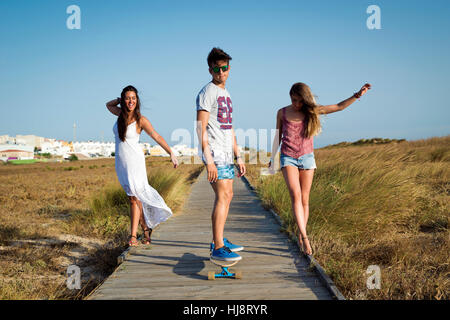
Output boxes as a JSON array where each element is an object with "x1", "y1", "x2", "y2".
[
  {"x1": 298, "y1": 234, "x2": 304, "y2": 252},
  {"x1": 302, "y1": 237, "x2": 312, "y2": 256}
]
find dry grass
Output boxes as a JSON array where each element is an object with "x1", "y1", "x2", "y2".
[
  {"x1": 0, "y1": 157, "x2": 203, "y2": 300},
  {"x1": 245, "y1": 136, "x2": 449, "y2": 300}
]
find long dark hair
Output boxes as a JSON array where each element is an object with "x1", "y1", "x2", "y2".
[
  {"x1": 117, "y1": 85, "x2": 141, "y2": 142},
  {"x1": 289, "y1": 82, "x2": 322, "y2": 138}
]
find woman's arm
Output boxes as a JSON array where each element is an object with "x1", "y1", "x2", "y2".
[
  {"x1": 140, "y1": 116, "x2": 178, "y2": 168},
  {"x1": 268, "y1": 109, "x2": 283, "y2": 167},
  {"x1": 106, "y1": 97, "x2": 121, "y2": 116},
  {"x1": 140, "y1": 116, "x2": 171, "y2": 155},
  {"x1": 317, "y1": 83, "x2": 371, "y2": 115}
]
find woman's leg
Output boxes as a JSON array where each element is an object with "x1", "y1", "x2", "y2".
[
  {"x1": 137, "y1": 200, "x2": 145, "y2": 228},
  {"x1": 137, "y1": 199, "x2": 147, "y2": 230},
  {"x1": 136, "y1": 199, "x2": 151, "y2": 244},
  {"x1": 128, "y1": 196, "x2": 141, "y2": 243},
  {"x1": 299, "y1": 169, "x2": 315, "y2": 227},
  {"x1": 298, "y1": 169, "x2": 314, "y2": 255},
  {"x1": 282, "y1": 166, "x2": 311, "y2": 254}
]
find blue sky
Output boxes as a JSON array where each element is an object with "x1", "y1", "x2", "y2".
[{"x1": 1, "y1": 0, "x2": 449, "y2": 149}]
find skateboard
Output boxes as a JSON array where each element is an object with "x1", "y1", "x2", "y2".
[{"x1": 208, "y1": 257, "x2": 242, "y2": 280}]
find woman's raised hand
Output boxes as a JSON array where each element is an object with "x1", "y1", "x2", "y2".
[{"x1": 358, "y1": 83, "x2": 371, "y2": 97}]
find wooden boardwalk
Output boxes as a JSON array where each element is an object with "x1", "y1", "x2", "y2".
[{"x1": 88, "y1": 170, "x2": 332, "y2": 300}]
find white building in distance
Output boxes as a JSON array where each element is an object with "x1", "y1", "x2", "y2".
[
  {"x1": 0, "y1": 144, "x2": 34, "y2": 161},
  {"x1": 1, "y1": 134, "x2": 200, "y2": 160},
  {"x1": 72, "y1": 141, "x2": 115, "y2": 158}
]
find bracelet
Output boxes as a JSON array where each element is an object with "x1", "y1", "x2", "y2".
[
  {"x1": 235, "y1": 155, "x2": 242, "y2": 160},
  {"x1": 353, "y1": 92, "x2": 361, "y2": 99}
]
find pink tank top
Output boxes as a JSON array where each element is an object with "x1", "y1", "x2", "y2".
[{"x1": 280, "y1": 107, "x2": 314, "y2": 158}]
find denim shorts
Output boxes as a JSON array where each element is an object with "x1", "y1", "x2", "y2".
[{"x1": 280, "y1": 152, "x2": 317, "y2": 170}]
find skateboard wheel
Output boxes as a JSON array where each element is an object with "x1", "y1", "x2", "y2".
[
  {"x1": 235, "y1": 271, "x2": 242, "y2": 279},
  {"x1": 208, "y1": 271, "x2": 216, "y2": 280}
]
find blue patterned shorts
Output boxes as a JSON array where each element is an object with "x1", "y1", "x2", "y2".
[{"x1": 216, "y1": 164, "x2": 235, "y2": 180}]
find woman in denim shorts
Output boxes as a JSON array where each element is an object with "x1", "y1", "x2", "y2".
[{"x1": 269, "y1": 82, "x2": 371, "y2": 255}]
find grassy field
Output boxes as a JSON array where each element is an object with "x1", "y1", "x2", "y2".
[
  {"x1": 245, "y1": 136, "x2": 449, "y2": 300},
  {"x1": 0, "y1": 157, "x2": 203, "y2": 299}
]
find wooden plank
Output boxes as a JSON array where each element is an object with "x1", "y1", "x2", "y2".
[
  {"x1": 99, "y1": 277, "x2": 326, "y2": 290},
  {"x1": 92, "y1": 284, "x2": 330, "y2": 300},
  {"x1": 113, "y1": 262, "x2": 312, "y2": 272}
]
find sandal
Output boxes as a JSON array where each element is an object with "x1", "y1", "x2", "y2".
[
  {"x1": 128, "y1": 235, "x2": 139, "y2": 247},
  {"x1": 142, "y1": 228, "x2": 152, "y2": 245}
]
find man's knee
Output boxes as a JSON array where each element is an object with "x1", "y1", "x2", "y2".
[
  {"x1": 217, "y1": 190, "x2": 233, "y2": 202},
  {"x1": 226, "y1": 189, "x2": 234, "y2": 201},
  {"x1": 214, "y1": 184, "x2": 233, "y2": 202}
]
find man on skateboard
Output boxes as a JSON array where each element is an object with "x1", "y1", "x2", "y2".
[{"x1": 196, "y1": 47, "x2": 245, "y2": 262}]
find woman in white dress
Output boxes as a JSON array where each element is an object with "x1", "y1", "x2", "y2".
[{"x1": 106, "y1": 85, "x2": 178, "y2": 246}]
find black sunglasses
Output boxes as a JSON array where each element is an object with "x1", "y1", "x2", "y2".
[{"x1": 212, "y1": 65, "x2": 229, "y2": 73}]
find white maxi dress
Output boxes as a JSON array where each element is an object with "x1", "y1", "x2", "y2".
[{"x1": 113, "y1": 121, "x2": 172, "y2": 228}]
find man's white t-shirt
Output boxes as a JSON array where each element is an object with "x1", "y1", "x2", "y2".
[{"x1": 196, "y1": 82, "x2": 234, "y2": 166}]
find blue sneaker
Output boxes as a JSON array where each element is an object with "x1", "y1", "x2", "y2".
[
  {"x1": 211, "y1": 246, "x2": 242, "y2": 262},
  {"x1": 210, "y1": 238, "x2": 244, "y2": 252}
]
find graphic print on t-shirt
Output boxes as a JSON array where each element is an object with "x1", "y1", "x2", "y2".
[
  {"x1": 196, "y1": 82, "x2": 234, "y2": 165},
  {"x1": 217, "y1": 96, "x2": 232, "y2": 130}
]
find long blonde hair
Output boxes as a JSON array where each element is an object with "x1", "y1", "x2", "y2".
[{"x1": 289, "y1": 82, "x2": 322, "y2": 138}]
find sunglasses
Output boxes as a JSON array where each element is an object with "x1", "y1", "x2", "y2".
[{"x1": 211, "y1": 65, "x2": 229, "y2": 73}]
